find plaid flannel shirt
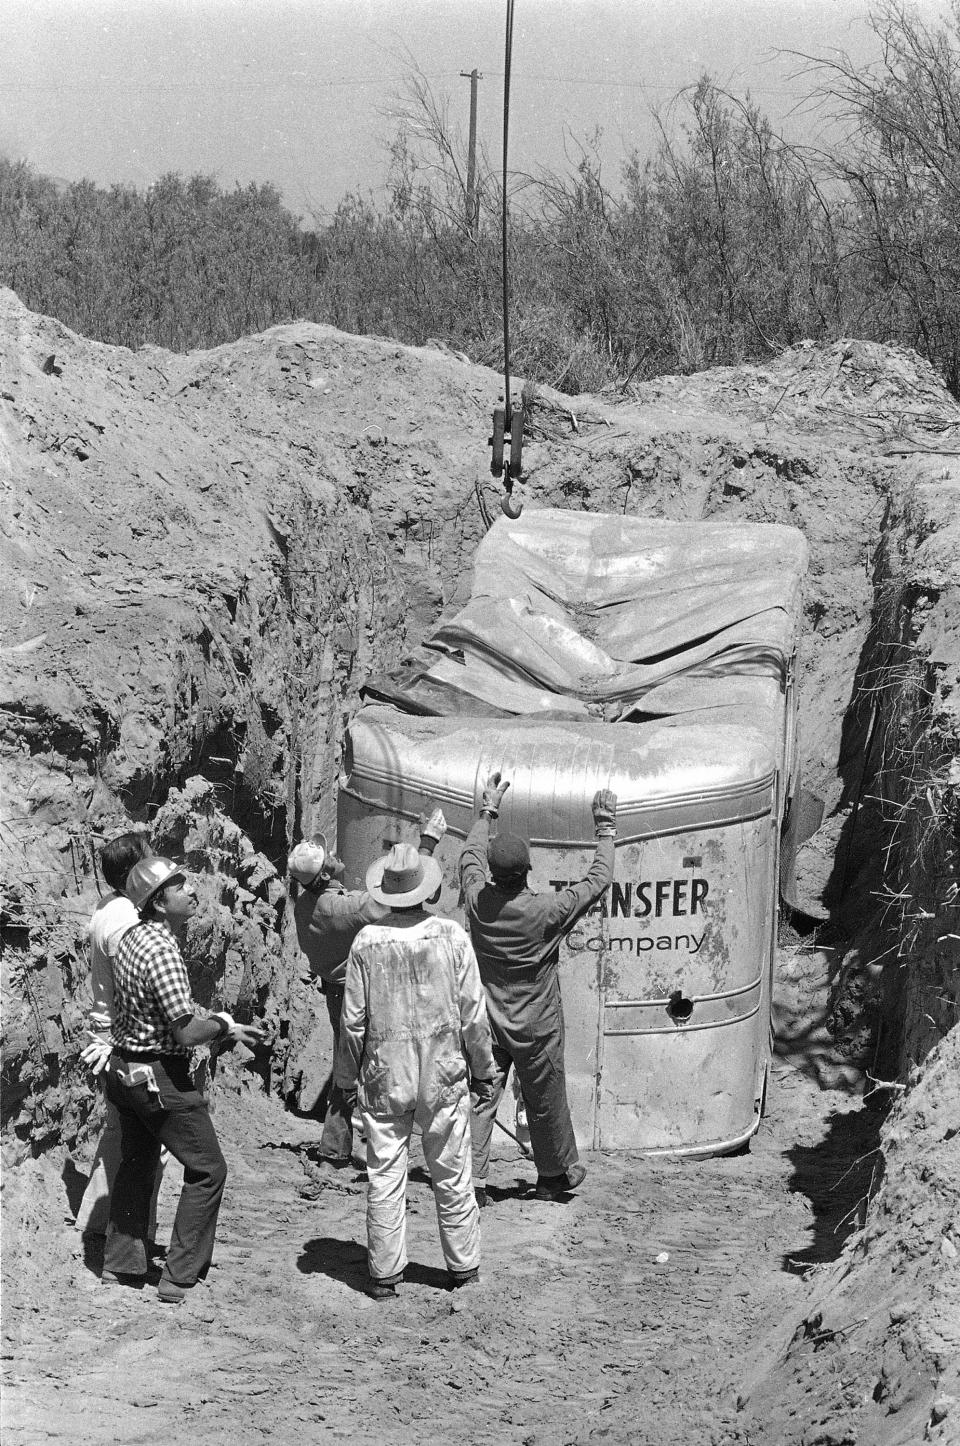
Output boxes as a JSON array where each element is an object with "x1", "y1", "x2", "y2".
[{"x1": 112, "y1": 919, "x2": 195, "y2": 1056}]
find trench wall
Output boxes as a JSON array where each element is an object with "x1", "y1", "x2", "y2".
[
  {"x1": 3, "y1": 299, "x2": 958, "y2": 1170},
  {"x1": 0, "y1": 480, "x2": 409, "y2": 1159},
  {"x1": 873, "y1": 475, "x2": 960, "y2": 1076},
  {"x1": 739, "y1": 468, "x2": 960, "y2": 1446}
]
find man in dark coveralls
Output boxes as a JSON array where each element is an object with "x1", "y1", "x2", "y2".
[{"x1": 460, "y1": 773, "x2": 617, "y2": 1202}]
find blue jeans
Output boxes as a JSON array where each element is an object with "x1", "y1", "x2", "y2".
[
  {"x1": 320, "y1": 985, "x2": 356, "y2": 1160},
  {"x1": 75, "y1": 1089, "x2": 164, "y2": 1239},
  {"x1": 103, "y1": 1055, "x2": 227, "y2": 1289}
]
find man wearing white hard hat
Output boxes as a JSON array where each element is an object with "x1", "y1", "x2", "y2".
[
  {"x1": 288, "y1": 811, "x2": 446, "y2": 1166},
  {"x1": 334, "y1": 842, "x2": 496, "y2": 1299},
  {"x1": 76, "y1": 831, "x2": 156, "y2": 1240},
  {"x1": 102, "y1": 856, "x2": 265, "y2": 1304}
]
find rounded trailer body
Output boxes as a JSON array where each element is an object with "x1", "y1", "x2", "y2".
[
  {"x1": 338, "y1": 509, "x2": 807, "y2": 1157},
  {"x1": 338, "y1": 707, "x2": 781, "y2": 1156}
]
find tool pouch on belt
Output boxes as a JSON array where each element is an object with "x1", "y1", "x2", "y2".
[{"x1": 117, "y1": 1062, "x2": 160, "y2": 1096}]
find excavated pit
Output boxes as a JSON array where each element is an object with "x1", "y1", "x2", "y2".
[{"x1": 1, "y1": 292, "x2": 958, "y2": 1444}]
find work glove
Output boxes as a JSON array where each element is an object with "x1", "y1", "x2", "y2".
[
  {"x1": 212, "y1": 1012, "x2": 268, "y2": 1048},
  {"x1": 80, "y1": 1034, "x2": 113, "y2": 1076},
  {"x1": 592, "y1": 788, "x2": 618, "y2": 838},
  {"x1": 418, "y1": 807, "x2": 447, "y2": 857},
  {"x1": 232, "y1": 1023, "x2": 268, "y2": 1049},
  {"x1": 481, "y1": 772, "x2": 510, "y2": 819},
  {"x1": 472, "y1": 1077, "x2": 496, "y2": 1108}
]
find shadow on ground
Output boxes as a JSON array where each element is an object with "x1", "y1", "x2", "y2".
[
  {"x1": 296, "y1": 1235, "x2": 450, "y2": 1294},
  {"x1": 61, "y1": 1157, "x2": 87, "y2": 1219},
  {"x1": 781, "y1": 1100, "x2": 884, "y2": 1273}
]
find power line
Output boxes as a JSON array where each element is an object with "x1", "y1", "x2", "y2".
[
  {"x1": 2, "y1": 74, "x2": 817, "y2": 99},
  {"x1": 1, "y1": 75, "x2": 461, "y2": 92}
]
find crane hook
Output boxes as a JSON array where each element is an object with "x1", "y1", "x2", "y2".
[
  {"x1": 489, "y1": 402, "x2": 524, "y2": 518},
  {"x1": 501, "y1": 486, "x2": 523, "y2": 519}
]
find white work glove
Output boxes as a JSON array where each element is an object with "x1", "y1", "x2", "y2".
[
  {"x1": 481, "y1": 772, "x2": 510, "y2": 819},
  {"x1": 212, "y1": 1012, "x2": 267, "y2": 1048},
  {"x1": 80, "y1": 1034, "x2": 113, "y2": 1076},
  {"x1": 419, "y1": 807, "x2": 447, "y2": 856}
]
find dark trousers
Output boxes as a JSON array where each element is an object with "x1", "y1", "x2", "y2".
[
  {"x1": 320, "y1": 984, "x2": 356, "y2": 1160},
  {"x1": 471, "y1": 1024, "x2": 578, "y2": 1183},
  {"x1": 103, "y1": 1056, "x2": 227, "y2": 1289}
]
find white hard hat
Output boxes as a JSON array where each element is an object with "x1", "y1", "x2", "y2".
[
  {"x1": 126, "y1": 856, "x2": 186, "y2": 913},
  {"x1": 288, "y1": 837, "x2": 328, "y2": 885}
]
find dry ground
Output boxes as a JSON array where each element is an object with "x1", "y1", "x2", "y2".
[
  {"x1": 2, "y1": 943, "x2": 878, "y2": 1446},
  {"x1": 4, "y1": 299, "x2": 959, "y2": 1445}
]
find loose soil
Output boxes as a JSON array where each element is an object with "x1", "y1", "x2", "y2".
[
  {"x1": 1, "y1": 975, "x2": 877, "y2": 1446},
  {"x1": 2, "y1": 294, "x2": 959, "y2": 1443}
]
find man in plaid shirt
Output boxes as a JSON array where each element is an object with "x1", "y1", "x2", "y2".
[{"x1": 102, "y1": 857, "x2": 264, "y2": 1304}]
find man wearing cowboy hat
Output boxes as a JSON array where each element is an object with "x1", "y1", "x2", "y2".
[
  {"x1": 334, "y1": 842, "x2": 496, "y2": 1299},
  {"x1": 288, "y1": 812, "x2": 446, "y2": 1166}
]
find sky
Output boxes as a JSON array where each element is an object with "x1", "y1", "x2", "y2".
[{"x1": 1, "y1": 0, "x2": 954, "y2": 222}]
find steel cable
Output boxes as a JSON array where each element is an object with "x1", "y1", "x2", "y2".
[{"x1": 501, "y1": 0, "x2": 516, "y2": 419}]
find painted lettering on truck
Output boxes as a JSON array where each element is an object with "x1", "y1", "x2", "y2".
[{"x1": 550, "y1": 878, "x2": 710, "y2": 916}]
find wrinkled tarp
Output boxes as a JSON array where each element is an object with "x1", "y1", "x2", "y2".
[{"x1": 365, "y1": 510, "x2": 808, "y2": 723}]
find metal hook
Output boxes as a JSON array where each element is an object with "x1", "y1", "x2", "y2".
[
  {"x1": 500, "y1": 487, "x2": 523, "y2": 519},
  {"x1": 490, "y1": 401, "x2": 524, "y2": 515}
]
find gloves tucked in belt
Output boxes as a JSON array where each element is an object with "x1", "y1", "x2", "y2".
[
  {"x1": 592, "y1": 788, "x2": 618, "y2": 837},
  {"x1": 481, "y1": 772, "x2": 510, "y2": 819}
]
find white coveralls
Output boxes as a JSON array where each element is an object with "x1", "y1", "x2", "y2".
[{"x1": 335, "y1": 912, "x2": 496, "y2": 1283}]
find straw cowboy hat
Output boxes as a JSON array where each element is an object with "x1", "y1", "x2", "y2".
[{"x1": 365, "y1": 843, "x2": 442, "y2": 907}]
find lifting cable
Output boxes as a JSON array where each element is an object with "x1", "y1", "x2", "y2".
[
  {"x1": 489, "y1": 0, "x2": 524, "y2": 518},
  {"x1": 501, "y1": 0, "x2": 515, "y2": 422}
]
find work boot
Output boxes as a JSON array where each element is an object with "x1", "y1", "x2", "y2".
[
  {"x1": 157, "y1": 1278, "x2": 189, "y2": 1305},
  {"x1": 474, "y1": 1186, "x2": 489, "y2": 1209},
  {"x1": 448, "y1": 1267, "x2": 479, "y2": 1290},
  {"x1": 533, "y1": 1162, "x2": 587, "y2": 1200},
  {"x1": 100, "y1": 1270, "x2": 147, "y2": 1290},
  {"x1": 365, "y1": 1272, "x2": 402, "y2": 1300}
]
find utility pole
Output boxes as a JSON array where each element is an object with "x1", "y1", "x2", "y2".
[{"x1": 460, "y1": 67, "x2": 482, "y2": 238}]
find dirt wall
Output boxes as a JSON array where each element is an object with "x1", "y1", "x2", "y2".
[
  {"x1": 3, "y1": 294, "x2": 958, "y2": 1165},
  {"x1": 877, "y1": 477, "x2": 960, "y2": 1074},
  {"x1": 737, "y1": 460, "x2": 960, "y2": 1446},
  {"x1": 4, "y1": 296, "x2": 960, "y2": 1445}
]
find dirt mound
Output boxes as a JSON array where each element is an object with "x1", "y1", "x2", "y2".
[
  {"x1": 2, "y1": 291, "x2": 960, "y2": 1442},
  {"x1": 741, "y1": 1023, "x2": 960, "y2": 1446}
]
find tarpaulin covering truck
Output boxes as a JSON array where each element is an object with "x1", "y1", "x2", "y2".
[{"x1": 338, "y1": 509, "x2": 808, "y2": 1156}]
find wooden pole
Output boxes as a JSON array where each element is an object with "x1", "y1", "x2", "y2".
[{"x1": 460, "y1": 67, "x2": 482, "y2": 237}]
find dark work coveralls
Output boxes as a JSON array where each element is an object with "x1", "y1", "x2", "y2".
[
  {"x1": 293, "y1": 880, "x2": 387, "y2": 1160},
  {"x1": 460, "y1": 818, "x2": 614, "y2": 1184}
]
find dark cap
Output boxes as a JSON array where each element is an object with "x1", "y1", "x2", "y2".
[{"x1": 487, "y1": 831, "x2": 530, "y2": 879}]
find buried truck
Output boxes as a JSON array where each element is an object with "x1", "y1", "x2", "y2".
[{"x1": 337, "y1": 509, "x2": 808, "y2": 1156}]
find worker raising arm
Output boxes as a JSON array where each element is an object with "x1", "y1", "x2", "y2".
[{"x1": 459, "y1": 774, "x2": 617, "y2": 1204}]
